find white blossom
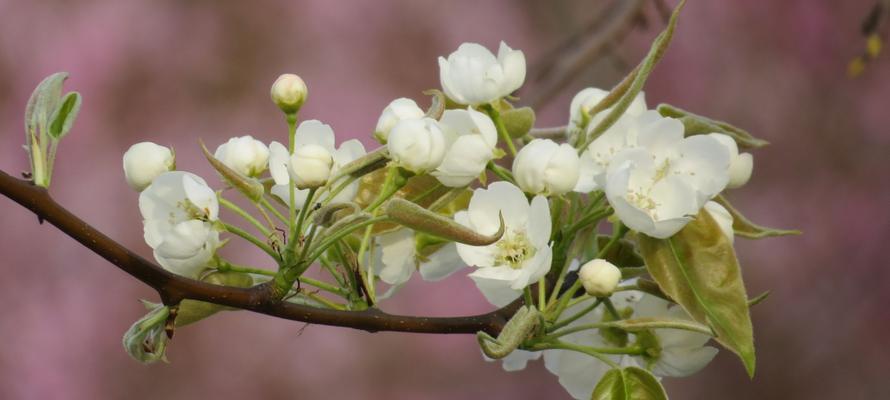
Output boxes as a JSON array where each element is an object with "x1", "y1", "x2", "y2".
[
  {"x1": 373, "y1": 228, "x2": 464, "y2": 286},
  {"x1": 704, "y1": 200, "x2": 734, "y2": 243},
  {"x1": 432, "y1": 108, "x2": 498, "y2": 187},
  {"x1": 568, "y1": 87, "x2": 647, "y2": 135},
  {"x1": 575, "y1": 110, "x2": 662, "y2": 193},
  {"x1": 122, "y1": 142, "x2": 175, "y2": 191},
  {"x1": 270, "y1": 73, "x2": 307, "y2": 114},
  {"x1": 374, "y1": 98, "x2": 425, "y2": 142},
  {"x1": 138, "y1": 171, "x2": 219, "y2": 277},
  {"x1": 387, "y1": 117, "x2": 447, "y2": 173},
  {"x1": 604, "y1": 114, "x2": 731, "y2": 238},
  {"x1": 213, "y1": 135, "x2": 269, "y2": 177},
  {"x1": 513, "y1": 139, "x2": 580, "y2": 196},
  {"x1": 710, "y1": 133, "x2": 754, "y2": 189},
  {"x1": 454, "y1": 182, "x2": 552, "y2": 306},
  {"x1": 578, "y1": 259, "x2": 621, "y2": 297},
  {"x1": 438, "y1": 41, "x2": 526, "y2": 105}
]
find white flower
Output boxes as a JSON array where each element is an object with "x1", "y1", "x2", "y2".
[
  {"x1": 139, "y1": 171, "x2": 219, "y2": 277},
  {"x1": 122, "y1": 142, "x2": 175, "y2": 191},
  {"x1": 432, "y1": 108, "x2": 498, "y2": 187},
  {"x1": 709, "y1": 133, "x2": 754, "y2": 189},
  {"x1": 604, "y1": 115, "x2": 731, "y2": 238},
  {"x1": 290, "y1": 144, "x2": 333, "y2": 189},
  {"x1": 578, "y1": 259, "x2": 621, "y2": 297},
  {"x1": 387, "y1": 117, "x2": 447, "y2": 173},
  {"x1": 454, "y1": 182, "x2": 552, "y2": 306},
  {"x1": 568, "y1": 87, "x2": 647, "y2": 135},
  {"x1": 512, "y1": 139, "x2": 580, "y2": 196},
  {"x1": 704, "y1": 201, "x2": 734, "y2": 243},
  {"x1": 213, "y1": 135, "x2": 269, "y2": 177},
  {"x1": 374, "y1": 228, "x2": 464, "y2": 286},
  {"x1": 270, "y1": 73, "x2": 307, "y2": 114},
  {"x1": 269, "y1": 120, "x2": 366, "y2": 207},
  {"x1": 438, "y1": 41, "x2": 526, "y2": 105},
  {"x1": 615, "y1": 292, "x2": 718, "y2": 378},
  {"x1": 374, "y1": 98, "x2": 425, "y2": 142}
]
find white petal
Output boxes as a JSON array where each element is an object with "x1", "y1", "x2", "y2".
[
  {"x1": 268, "y1": 141, "x2": 291, "y2": 185},
  {"x1": 294, "y1": 120, "x2": 336, "y2": 152},
  {"x1": 704, "y1": 201, "x2": 734, "y2": 243},
  {"x1": 468, "y1": 182, "x2": 529, "y2": 235},
  {"x1": 652, "y1": 346, "x2": 718, "y2": 378},
  {"x1": 497, "y1": 41, "x2": 526, "y2": 95},
  {"x1": 419, "y1": 243, "x2": 464, "y2": 281},
  {"x1": 469, "y1": 269, "x2": 522, "y2": 307},
  {"x1": 377, "y1": 229, "x2": 416, "y2": 285},
  {"x1": 526, "y1": 195, "x2": 552, "y2": 247}
]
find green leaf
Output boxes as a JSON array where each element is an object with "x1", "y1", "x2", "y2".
[
  {"x1": 591, "y1": 367, "x2": 668, "y2": 400},
  {"x1": 714, "y1": 194, "x2": 801, "y2": 239},
  {"x1": 501, "y1": 106, "x2": 536, "y2": 138},
  {"x1": 577, "y1": 0, "x2": 686, "y2": 150},
  {"x1": 25, "y1": 72, "x2": 68, "y2": 142},
  {"x1": 200, "y1": 140, "x2": 264, "y2": 202},
  {"x1": 656, "y1": 104, "x2": 768, "y2": 149},
  {"x1": 596, "y1": 236, "x2": 644, "y2": 268},
  {"x1": 638, "y1": 210, "x2": 756, "y2": 377},
  {"x1": 48, "y1": 91, "x2": 82, "y2": 140}
]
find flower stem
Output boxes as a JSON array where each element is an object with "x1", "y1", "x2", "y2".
[
  {"x1": 286, "y1": 112, "x2": 298, "y2": 246},
  {"x1": 528, "y1": 340, "x2": 621, "y2": 368},
  {"x1": 306, "y1": 216, "x2": 390, "y2": 262},
  {"x1": 259, "y1": 197, "x2": 287, "y2": 223},
  {"x1": 549, "y1": 298, "x2": 602, "y2": 332},
  {"x1": 486, "y1": 161, "x2": 515, "y2": 183},
  {"x1": 219, "y1": 196, "x2": 271, "y2": 237},
  {"x1": 483, "y1": 103, "x2": 517, "y2": 157},
  {"x1": 221, "y1": 222, "x2": 280, "y2": 261}
]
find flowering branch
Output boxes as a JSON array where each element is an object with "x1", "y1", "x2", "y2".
[{"x1": 0, "y1": 169, "x2": 518, "y2": 335}]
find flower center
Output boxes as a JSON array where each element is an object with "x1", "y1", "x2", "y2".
[
  {"x1": 171, "y1": 199, "x2": 210, "y2": 224},
  {"x1": 495, "y1": 229, "x2": 535, "y2": 269},
  {"x1": 624, "y1": 158, "x2": 672, "y2": 219}
]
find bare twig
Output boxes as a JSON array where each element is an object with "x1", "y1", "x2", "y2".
[{"x1": 0, "y1": 170, "x2": 519, "y2": 336}]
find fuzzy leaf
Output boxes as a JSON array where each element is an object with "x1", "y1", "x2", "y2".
[
  {"x1": 714, "y1": 195, "x2": 801, "y2": 239},
  {"x1": 656, "y1": 104, "x2": 768, "y2": 149},
  {"x1": 25, "y1": 72, "x2": 68, "y2": 142},
  {"x1": 591, "y1": 367, "x2": 668, "y2": 400},
  {"x1": 384, "y1": 198, "x2": 503, "y2": 246},
  {"x1": 477, "y1": 306, "x2": 540, "y2": 359},
  {"x1": 638, "y1": 210, "x2": 756, "y2": 377},
  {"x1": 48, "y1": 92, "x2": 82, "y2": 140}
]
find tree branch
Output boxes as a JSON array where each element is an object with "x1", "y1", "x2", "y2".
[{"x1": 0, "y1": 170, "x2": 518, "y2": 336}]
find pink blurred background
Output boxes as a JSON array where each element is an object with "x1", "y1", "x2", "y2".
[{"x1": 1, "y1": 0, "x2": 888, "y2": 398}]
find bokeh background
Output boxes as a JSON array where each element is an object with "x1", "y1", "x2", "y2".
[{"x1": 1, "y1": 0, "x2": 888, "y2": 399}]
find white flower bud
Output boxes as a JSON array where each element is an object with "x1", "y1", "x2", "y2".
[
  {"x1": 578, "y1": 259, "x2": 621, "y2": 297},
  {"x1": 709, "y1": 133, "x2": 753, "y2": 189},
  {"x1": 433, "y1": 108, "x2": 498, "y2": 187},
  {"x1": 438, "y1": 41, "x2": 526, "y2": 105},
  {"x1": 387, "y1": 118, "x2": 447, "y2": 173},
  {"x1": 123, "y1": 142, "x2": 175, "y2": 191},
  {"x1": 289, "y1": 144, "x2": 333, "y2": 189},
  {"x1": 374, "y1": 98, "x2": 425, "y2": 142},
  {"x1": 213, "y1": 135, "x2": 269, "y2": 177},
  {"x1": 512, "y1": 139, "x2": 580, "y2": 195},
  {"x1": 704, "y1": 201, "x2": 734, "y2": 243},
  {"x1": 270, "y1": 73, "x2": 307, "y2": 114}
]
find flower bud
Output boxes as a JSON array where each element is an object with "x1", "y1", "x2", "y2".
[
  {"x1": 374, "y1": 98, "x2": 425, "y2": 143},
  {"x1": 387, "y1": 118, "x2": 447, "y2": 173},
  {"x1": 213, "y1": 135, "x2": 269, "y2": 177},
  {"x1": 270, "y1": 73, "x2": 307, "y2": 114},
  {"x1": 438, "y1": 41, "x2": 525, "y2": 105},
  {"x1": 289, "y1": 144, "x2": 333, "y2": 189},
  {"x1": 578, "y1": 259, "x2": 621, "y2": 297},
  {"x1": 512, "y1": 139, "x2": 580, "y2": 195},
  {"x1": 123, "y1": 142, "x2": 175, "y2": 191},
  {"x1": 709, "y1": 133, "x2": 753, "y2": 189}
]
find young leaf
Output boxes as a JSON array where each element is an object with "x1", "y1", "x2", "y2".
[
  {"x1": 638, "y1": 210, "x2": 756, "y2": 377},
  {"x1": 656, "y1": 104, "x2": 768, "y2": 149},
  {"x1": 48, "y1": 91, "x2": 82, "y2": 140},
  {"x1": 384, "y1": 198, "x2": 504, "y2": 246},
  {"x1": 591, "y1": 367, "x2": 668, "y2": 400},
  {"x1": 25, "y1": 72, "x2": 68, "y2": 142},
  {"x1": 714, "y1": 195, "x2": 801, "y2": 239}
]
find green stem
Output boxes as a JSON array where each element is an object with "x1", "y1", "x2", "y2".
[
  {"x1": 365, "y1": 165, "x2": 409, "y2": 213},
  {"x1": 217, "y1": 260, "x2": 347, "y2": 296},
  {"x1": 603, "y1": 297, "x2": 622, "y2": 320},
  {"x1": 483, "y1": 103, "x2": 517, "y2": 157},
  {"x1": 529, "y1": 340, "x2": 621, "y2": 368},
  {"x1": 286, "y1": 112, "x2": 298, "y2": 245},
  {"x1": 537, "y1": 277, "x2": 547, "y2": 309},
  {"x1": 549, "y1": 298, "x2": 602, "y2": 332},
  {"x1": 219, "y1": 196, "x2": 271, "y2": 237},
  {"x1": 306, "y1": 216, "x2": 390, "y2": 263},
  {"x1": 523, "y1": 287, "x2": 534, "y2": 307},
  {"x1": 486, "y1": 161, "x2": 515, "y2": 183},
  {"x1": 259, "y1": 197, "x2": 287, "y2": 223},
  {"x1": 222, "y1": 222, "x2": 280, "y2": 261}
]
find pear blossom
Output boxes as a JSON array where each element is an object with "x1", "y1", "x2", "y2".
[
  {"x1": 512, "y1": 139, "x2": 580, "y2": 196},
  {"x1": 213, "y1": 135, "x2": 269, "y2": 177},
  {"x1": 578, "y1": 259, "x2": 621, "y2": 297},
  {"x1": 387, "y1": 117, "x2": 447, "y2": 173},
  {"x1": 122, "y1": 142, "x2": 175, "y2": 191},
  {"x1": 704, "y1": 201, "x2": 734, "y2": 243},
  {"x1": 709, "y1": 133, "x2": 754, "y2": 189},
  {"x1": 432, "y1": 108, "x2": 498, "y2": 187},
  {"x1": 568, "y1": 87, "x2": 647, "y2": 136},
  {"x1": 270, "y1": 120, "x2": 366, "y2": 207},
  {"x1": 603, "y1": 114, "x2": 731, "y2": 238},
  {"x1": 270, "y1": 73, "x2": 307, "y2": 114},
  {"x1": 374, "y1": 98, "x2": 425, "y2": 142},
  {"x1": 454, "y1": 182, "x2": 552, "y2": 306},
  {"x1": 438, "y1": 41, "x2": 526, "y2": 105},
  {"x1": 373, "y1": 228, "x2": 464, "y2": 286},
  {"x1": 138, "y1": 171, "x2": 219, "y2": 277}
]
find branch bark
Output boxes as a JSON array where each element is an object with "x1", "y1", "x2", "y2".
[{"x1": 0, "y1": 170, "x2": 517, "y2": 336}]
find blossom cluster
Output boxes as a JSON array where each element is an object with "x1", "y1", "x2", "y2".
[{"x1": 116, "y1": 11, "x2": 785, "y2": 396}]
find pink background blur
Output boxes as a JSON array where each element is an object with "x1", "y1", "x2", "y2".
[{"x1": 1, "y1": 1, "x2": 888, "y2": 399}]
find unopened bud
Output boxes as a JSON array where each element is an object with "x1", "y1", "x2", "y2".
[
  {"x1": 289, "y1": 144, "x2": 333, "y2": 189},
  {"x1": 578, "y1": 259, "x2": 621, "y2": 297},
  {"x1": 270, "y1": 73, "x2": 307, "y2": 114},
  {"x1": 123, "y1": 142, "x2": 175, "y2": 191}
]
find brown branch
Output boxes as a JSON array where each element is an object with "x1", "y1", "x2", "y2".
[{"x1": 0, "y1": 170, "x2": 518, "y2": 336}]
